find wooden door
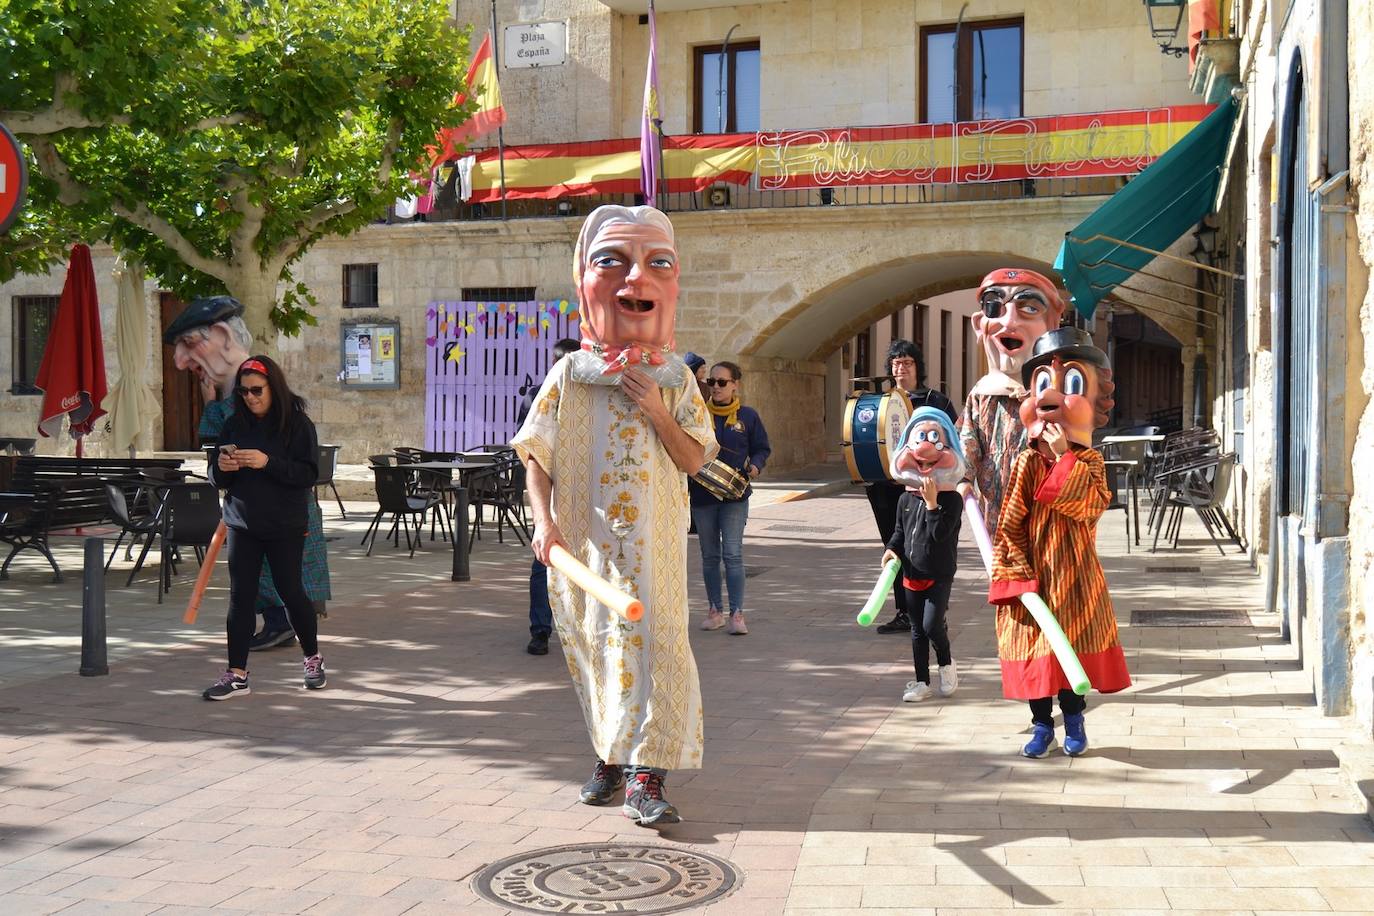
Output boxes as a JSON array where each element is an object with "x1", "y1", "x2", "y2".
[{"x1": 160, "y1": 293, "x2": 203, "y2": 450}]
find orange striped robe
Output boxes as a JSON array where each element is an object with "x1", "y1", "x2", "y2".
[{"x1": 989, "y1": 447, "x2": 1130, "y2": 699}]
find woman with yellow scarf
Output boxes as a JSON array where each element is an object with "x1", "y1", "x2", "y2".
[{"x1": 690, "y1": 361, "x2": 771, "y2": 635}]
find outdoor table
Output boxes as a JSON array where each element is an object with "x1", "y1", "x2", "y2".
[{"x1": 1101, "y1": 434, "x2": 1165, "y2": 445}]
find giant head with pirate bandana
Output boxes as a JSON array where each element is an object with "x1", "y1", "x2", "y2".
[
  {"x1": 1018, "y1": 327, "x2": 1116, "y2": 449},
  {"x1": 573, "y1": 205, "x2": 683, "y2": 381},
  {"x1": 971, "y1": 268, "x2": 1067, "y2": 395}
]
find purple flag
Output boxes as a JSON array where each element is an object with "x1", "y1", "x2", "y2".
[{"x1": 640, "y1": 0, "x2": 661, "y2": 205}]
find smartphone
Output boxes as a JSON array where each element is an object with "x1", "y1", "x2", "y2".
[{"x1": 218, "y1": 444, "x2": 237, "y2": 455}]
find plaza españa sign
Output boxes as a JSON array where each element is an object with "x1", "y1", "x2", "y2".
[
  {"x1": 457, "y1": 104, "x2": 1216, "y2": 202},
  {"x1": 0, "y1": 122, "x2": 29, "y2": 234},
  {"x1": 503, "y1": 21, "x2": 566, "y2": 69}
]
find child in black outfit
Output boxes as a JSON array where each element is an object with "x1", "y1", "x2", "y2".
[{"x1": 880, "y1": 407, "x2": 967, "y2": 702}]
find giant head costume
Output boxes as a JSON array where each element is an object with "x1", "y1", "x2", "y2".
[
  {"x1": 1018, "y1": 327, "x2": 1116, "y2": 449},
  {"x1": 889, "y1": 406, "x2": 968, "y2": 491},
  {"x1": 163, "y1": 295, "x2": 253, "y2": 402},
  {"x1": 573, "y1": 205, "x2": 683, "y2": 382},
  {"x1": 970, "y1": 268, "x2": 1067, "y2": 396}
]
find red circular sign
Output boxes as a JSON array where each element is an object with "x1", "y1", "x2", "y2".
[{"x1": 0, "y1": 122, "x2": 30, "y2": 235}]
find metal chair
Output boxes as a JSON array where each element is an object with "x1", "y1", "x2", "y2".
[
  {"x1": 362, "y1": 466, "x2": 443, "y2": 557},
  {"x1": 1102, "y1": 460, "x2": 1134, "y2": 553},
  {"x1": 466, "y1": 451, "x2": 530, "y2": 548},
  {"x1": 103, "y1": 482, "x2": 161, "y2": 585},
  {"x1": 315, "y1": 444, "x2": 346, "y2": 519},
  {"x1": 1154, "y1": 453, "x2": 1244, "y2": 556},
  {"x1": 157, "y1": 482, "x2": 223, "y2": 603}
]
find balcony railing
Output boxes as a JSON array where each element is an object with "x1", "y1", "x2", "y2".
[{"x1": 392, "y1": 104, "x2": 1216, "y2": 224}]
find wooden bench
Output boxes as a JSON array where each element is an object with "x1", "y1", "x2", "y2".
[{"x1": 0, "y1": 457, "x2": 185, "y2": 582}]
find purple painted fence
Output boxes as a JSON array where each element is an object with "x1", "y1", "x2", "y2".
[{"x1": 424, "y1": 300, "x2": 581, "y2": 452}]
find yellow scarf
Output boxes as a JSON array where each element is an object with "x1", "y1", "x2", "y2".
[{"x1": 707, "y1": 396, "x2": 741, "y2": 430}]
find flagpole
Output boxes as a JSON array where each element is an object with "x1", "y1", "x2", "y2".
[{"x1": 490, "y1": 0, "x2": 507, "y2": 219}]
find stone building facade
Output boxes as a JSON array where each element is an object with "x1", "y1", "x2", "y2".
[{"x1": 0, "y1": 1, "x2": 1199, "y2": 472}]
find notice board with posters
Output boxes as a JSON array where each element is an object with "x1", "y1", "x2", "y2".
[{"x1": 340, "y1": 320, "x2": 400, "y2": 389}]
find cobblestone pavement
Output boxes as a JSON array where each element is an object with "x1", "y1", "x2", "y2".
[{"x1": 0, "y1": 476, "x2": 1370, "y2": 914}]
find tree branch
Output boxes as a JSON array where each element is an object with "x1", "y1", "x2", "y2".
[
  {"x1": 27, "y1": 136, "x2": 228, "y2": 282},
  {"x1": 271, "y1": 118, "x2": 405, "y2": 268},
  {"x1": 3, "y1": 71, "x2": 251, "y2": 136}
]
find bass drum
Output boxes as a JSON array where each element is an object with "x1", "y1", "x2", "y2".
[{"x1": 841, "y1": 389, "x2": 912, "y2": 483}]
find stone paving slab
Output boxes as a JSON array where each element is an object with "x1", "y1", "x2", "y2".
[{"x1": 1, "y1": 473, "x2": 1372, "y2": 914}]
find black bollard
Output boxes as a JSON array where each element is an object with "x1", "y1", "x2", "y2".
[
  {"x1": 80, "y1": 537, "x2": 108, "y2": 676},
  {"x1": 451, "y1": 486, "x2": 470, "y2": 582}
]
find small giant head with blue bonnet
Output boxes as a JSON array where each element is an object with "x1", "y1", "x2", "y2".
[{"x1": 889, "y1": 406, "x2": 967, "y2": 490}]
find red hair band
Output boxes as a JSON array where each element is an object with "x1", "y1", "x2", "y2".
[{"x1": 239, "y1": 359, "x2": 269, "y2": 377}]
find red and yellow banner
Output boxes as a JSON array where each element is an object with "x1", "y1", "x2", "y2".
[{"x1": 464, "y1": 105, "x2": 1215, "y2": 203}]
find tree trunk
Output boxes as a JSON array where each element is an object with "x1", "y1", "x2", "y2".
[{"x1": 223, "y1": 268, "x2": 281, "y2": 350}]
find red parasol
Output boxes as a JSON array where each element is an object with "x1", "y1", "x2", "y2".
[{"x1": 36, "y1": 243, "x2": 108, "y2": 456}]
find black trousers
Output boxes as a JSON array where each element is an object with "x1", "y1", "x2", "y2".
[
  {"x1": 865, "y1": 483, "x2": 908, "y2": 620},
  {"x1": 904, "y1": 580, "x2": 953, "y2": 683},
  {"x1": 226, "y1": 527, "x2": 318, "y2": 670},
  {"x1": 1029, "y1": 690, "x2": 1087, "y2": 726}
]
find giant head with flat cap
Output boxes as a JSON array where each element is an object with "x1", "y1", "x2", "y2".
[{"x1": 162, "y1": 295, "x2": 253, "y2": 404}]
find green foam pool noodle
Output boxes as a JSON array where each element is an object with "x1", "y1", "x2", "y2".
[
  {"x1": 1019, "y1": 592, "x2": 1092, "y2": 696},
  {"x1": 857, "y1": 559, "x2": 902, "y2": 626}
]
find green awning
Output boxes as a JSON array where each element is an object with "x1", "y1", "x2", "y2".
[{"x1": 1055, "y1": 98, "x2": 1238, "y2": 319}]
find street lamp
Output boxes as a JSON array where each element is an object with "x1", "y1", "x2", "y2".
[{"x1": 1142, "y1": 0, "x2": 1188, "y2": 58}]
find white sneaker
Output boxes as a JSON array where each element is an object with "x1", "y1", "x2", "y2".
[
  {"x1": 938, "y1": 662, "x2": 959, "y2": 697},
  {"x1": 902, "y1": 680, "x2": 932, "y2": 702},
  {"x1": 700, "y1": 609, "x2": 725, "y2": 631}
]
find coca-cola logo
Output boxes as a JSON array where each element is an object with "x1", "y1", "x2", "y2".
[{"x1": 60, "y1": 393, "x2": 82, "y2": 410}]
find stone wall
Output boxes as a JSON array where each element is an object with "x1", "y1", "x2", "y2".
[{"x1": 1345, "y1": 0, "x2": 1374, "y2": 735}]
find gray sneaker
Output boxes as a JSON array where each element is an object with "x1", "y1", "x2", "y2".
[
  {"x1": 622, "y1": 770, "x2": 680, "y2": 826},
  {"x1": 579, "y1": 761, "x2": 624, "y2": 805},
  {"x1": 203, "y1": 670, "x2": 250, "y2": 701},
  {"x1": 303, "y1": 654, "x2": 326, "y2": 690}
]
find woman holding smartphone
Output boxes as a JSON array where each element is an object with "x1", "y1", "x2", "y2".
[{"x1": 204, "y1": 356, "x2": 325, "y2": 699}]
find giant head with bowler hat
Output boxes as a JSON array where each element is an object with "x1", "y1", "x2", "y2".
[{"x1": 1017, "y1": 327, "x2": 1116, "y2": 448}]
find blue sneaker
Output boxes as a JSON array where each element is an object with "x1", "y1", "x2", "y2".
[
  {"x1": 1021, "y1": 722, "x2": 1056, "y2": 758},
  {"x1": 1062, "y1": 713, "x2": 1088, "y2": 756}
]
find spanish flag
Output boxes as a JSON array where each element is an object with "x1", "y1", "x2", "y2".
[{"x1": 443, "y1": 31, "x2": 506, "y2": 147}]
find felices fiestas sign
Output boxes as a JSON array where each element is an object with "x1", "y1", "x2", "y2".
[
  {"x1": 0, "y1": 122, "x2": 29, "y2": 235},
  {"x1": 503, "y1": 21, "x2": 567, "y2": 69}
]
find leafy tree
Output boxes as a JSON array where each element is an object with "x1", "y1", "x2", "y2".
[{"x1": 0, "y1": 0, "x2": 471, "y2": 343}]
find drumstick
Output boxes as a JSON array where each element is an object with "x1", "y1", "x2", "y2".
[
  {"x1": 963, "y1": 496, "x2": 1090, "y2": 696},
  {"x1": 856, "y1": 559, "x2": 901, "y2": 626},
  {"x1": 183, "y1": 521, "x2": 227, "y2": 625},
  {"x1": 547, "y1": 544, "x2": 644, "y2": 622}
]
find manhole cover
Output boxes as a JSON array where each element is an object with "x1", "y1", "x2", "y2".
[
  {"x1": 768, "y1": 523, "x2": 840, "y2": 534},
  {"x1": 1144, "y1": 566, "x2": 1202, "y2": 573},
  {"x1": 473, "y1": 842, "x2": 740, "y2": 914},
  {"x1": 1131, "y1": 610, "x2": 1252, "y2": 627}
]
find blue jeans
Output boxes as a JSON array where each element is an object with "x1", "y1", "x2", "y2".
[
  {"x1": 692, "y1": 499, "x2": 749, "y2": 613},
  {"x1": 530, "y1": 558, "x2": 552, "y2": 637}
]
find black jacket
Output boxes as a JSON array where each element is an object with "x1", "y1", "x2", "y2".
[
  {"x1": 886, "y1": 489, "x2": 963, "y2": 581},
  {"x1": 208, "y1": 408, "x2": 319, "y2": 538}
]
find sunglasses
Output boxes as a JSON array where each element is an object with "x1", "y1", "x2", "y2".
[
  {"x1": 235, "y1": 385, "x2": 267, "y2": 397},
  {"x1": 706, "y1": 378, "x2": 735, "y2": 387}
]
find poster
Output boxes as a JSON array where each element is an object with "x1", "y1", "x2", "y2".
[{"x1": 341, "y1": 321, "x2": 400, "y2": 389}]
